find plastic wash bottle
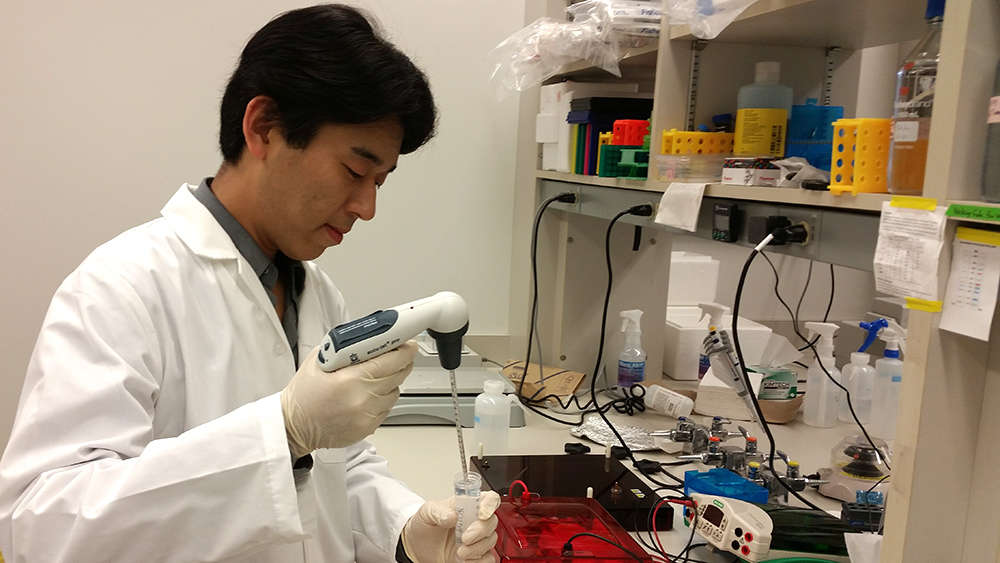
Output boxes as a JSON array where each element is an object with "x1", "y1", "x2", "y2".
[
  {"x1": 734, "y1": 61, "x2": 794, "y2": 157},
  {"x1": 870, "y1": 328, "x2": 904, "y2": 441},
  {"x1": 803, "y1": 322, "x2": 841, "y2": 428},
  {"x1": 618, "y1": 310, "x2": 646, "y2": 387},
  {"x1": 838, "y1": 319, "x2": 885, "y2": 424},
  {"x1": 474, "y1": 380, "x2": 511, "y2": 455}
]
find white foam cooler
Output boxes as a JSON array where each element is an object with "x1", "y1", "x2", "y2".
[
  {"x1": 663, "y1": 308, "x2": 772, "y2": 380},
  {"x1": 663, "y1": 250, "x2": 772, "y2": 381}
]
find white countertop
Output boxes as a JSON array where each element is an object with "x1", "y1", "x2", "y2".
[{"x1": 369, "y1": 401, "x2": 876, "y2": 559}]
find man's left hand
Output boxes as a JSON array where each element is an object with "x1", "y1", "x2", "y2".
[{"x1": 401, "y1": 490, "x2": 501, "y2": 563}]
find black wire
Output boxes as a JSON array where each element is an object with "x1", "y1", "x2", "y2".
[
  {"x1": 516, "y1": 193, "x2": 605, "y2": 426},
  {"x1": 730, "y1": 246, "x2": 825, "y2": 512},
  {"x1": 759, "y1": 254, "x2": 890, "y2": 472},
  {"x1": 563, "y1": 532, "x2": 646, "y2": 563},
  {"x1": 794, "y1": 258, "x2": 814, "y2": 335}
]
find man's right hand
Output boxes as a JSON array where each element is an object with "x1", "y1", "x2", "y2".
[{"x1": 281, "y1": 341, "x2": 417, "y2": 458}]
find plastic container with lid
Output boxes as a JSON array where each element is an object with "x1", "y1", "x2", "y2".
[{"x1": 734, "y1": 61, "x2": 794, "y2": 157}]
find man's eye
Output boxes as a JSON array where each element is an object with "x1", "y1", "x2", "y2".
[{"x1": 346, "y1": 167, "x2": 363, "y2": 179}]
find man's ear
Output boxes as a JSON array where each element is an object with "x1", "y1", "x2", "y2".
[{"x1": 243, "y1": 95, "x2": 279, "y2": 161}]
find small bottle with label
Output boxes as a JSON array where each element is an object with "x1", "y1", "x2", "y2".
[{"x1": 644, "y1": 384, "x2": 694, "y2": 418}]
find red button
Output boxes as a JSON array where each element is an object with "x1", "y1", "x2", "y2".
[
  {"x1": 742, "y1": 545, "x2": 750, "y2": 555},
  {"x1": 745, "y1": 532, "x2": 754, "y2": 542}
]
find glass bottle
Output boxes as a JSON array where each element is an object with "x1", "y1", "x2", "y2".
[
  {"x1": 888, "y1": 0, "x2": 945, "y2": 196},
  {"x1": 982, "y1": 62, "x2": 1000, "y2": 202}
]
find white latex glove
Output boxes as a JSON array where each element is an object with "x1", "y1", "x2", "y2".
[
  {"x1": 281, "y1": 341, "x2": 417, "y2": 457},
  {"x1": 401, "y1": 490, "x2": 501, "y2": 563}
]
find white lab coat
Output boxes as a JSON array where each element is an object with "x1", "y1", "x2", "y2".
[{"x1": 0, "y1": 184, "x2": 424, "y2": 562}]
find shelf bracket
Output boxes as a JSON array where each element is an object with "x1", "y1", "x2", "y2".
[
  {"x1": 824, "y1": 47, "x2": 841, "y2": 106},
  {"x1": 687, "y1": 40, "x2": 709, "y2": 130}
]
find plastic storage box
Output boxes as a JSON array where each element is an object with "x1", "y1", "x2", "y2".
[
  {"x1": 493, "y1": 496, "x2": 653, "y2": 562},
  {"x1": 684, "y1": 468, "x2": 769, "y2": 504}
]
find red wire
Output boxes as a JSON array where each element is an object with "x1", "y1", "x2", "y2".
[{"x1": 652, "y1": 499, "x2": 671, "y2": 561}]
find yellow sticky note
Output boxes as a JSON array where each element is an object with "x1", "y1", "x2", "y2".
[
  {"x1": 956, "y1": 226, "x2": 1000, "y2": 246},
  {"x1": 905, "y1": 297, "x2": 943, "y2": 312},
  {"x1": 891, "y1": 196, "x2": 938, "y2": 210}
]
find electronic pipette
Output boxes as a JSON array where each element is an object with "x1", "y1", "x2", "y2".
[
  {"x1": 317, "y1": 291, "x2": 469, "y2": 372},
  {"x1": 315, "y1": 291, "x2": 478, "y2": 542}
]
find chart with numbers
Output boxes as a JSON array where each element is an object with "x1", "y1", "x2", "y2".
[{"x1": 940, "y1": 228, "x2": 1000, "y2": 340}]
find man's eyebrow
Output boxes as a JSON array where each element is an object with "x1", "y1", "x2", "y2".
[{"x1": 351, "y1": 146, "x2": 397, "y2": 172}]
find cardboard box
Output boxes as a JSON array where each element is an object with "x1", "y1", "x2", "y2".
[
  {"x1": 721, "y1": 167, "x2": 755, "y2": 186},
  {"x1": 501, "y1": 361, "x2": 586, "y2": 402}
]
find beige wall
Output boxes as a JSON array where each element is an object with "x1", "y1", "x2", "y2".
[{"x1": 0, "y1": 1, "x2": 525, "y2": 449}]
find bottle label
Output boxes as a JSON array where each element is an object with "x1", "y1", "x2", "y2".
[
  {"x1": 894, "y1": 73, "x2": 935, "y2": 118},
  {"x1": 618, "y1": 360, "x2": 645, "y2": 386},
  {"x1": 893, "y1": 120, "x2": 920, "y2": 143},
  {"x1": 989, "y1": 96, "x2": 1000, "y2": 124},
  {"x1": 734, "y1": 108, "x2": 787, "y2": 157}
]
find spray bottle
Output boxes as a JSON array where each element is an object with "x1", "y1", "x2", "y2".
[
  {"x1": 838, "y1": 319, "x2": 886, "y2": 423},
  {"x1": 870, "y1": 328, "x2": 903, "y2": 440},
  {"x1": 803, "y1": 322, "x2": 841, "y2": 428},
  {"x1": 618, "y1": 310, "x2": 646, "y2": 387}
]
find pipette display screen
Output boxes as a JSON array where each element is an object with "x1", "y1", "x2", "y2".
[{"x1": 703, "y1": 504, "x2": 725, "y2": 527}]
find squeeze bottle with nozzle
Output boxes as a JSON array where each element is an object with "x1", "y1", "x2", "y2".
[
  {"x1": 838, "y1": 320, "x2": 885, "y2": 423},
  {"x1": 618, "y1": 310, "x2": 646, "y2": 387},
  {"x1": 803, "y1": 322, "x2": 841, "y2": 428},
  {"x1": 870, "y1": 328, "x2": 903, "y2": 440}
]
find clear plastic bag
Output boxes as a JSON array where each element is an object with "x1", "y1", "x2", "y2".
[
  {"x1": 664, "y1": 0, "x2": 759, "y2": 40},
  {"x1": 774, "y1": 157, "x2": 830, "y2": 189},
  {"x1": 487, "y1": 15, "x2": 622, "y2": 101},
  {"x1": 488, "y1": 1, "x2": 664, "y2": 101},
  {"x1": 567, "y1": 0, "x2": 662, "y2": 49}
]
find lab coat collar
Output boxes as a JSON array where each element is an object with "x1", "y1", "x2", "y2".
[{"x1": 161, "y1": 183, "x2": 242, "y2": 261}]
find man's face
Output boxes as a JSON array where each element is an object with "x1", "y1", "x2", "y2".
[{"x1": 254, "y1": 118, "x2": 404, "y2": 261}]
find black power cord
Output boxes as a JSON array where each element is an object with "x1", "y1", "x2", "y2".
[
  {"x1": 516, "y1": 191, "x2": 605, "y2": 426},
  {"x1": 758, "y1": 253, "x2": 890, "y2": 472},
  {"x1": 728, "y1": 236, "x2": 825, "y2": 511}
]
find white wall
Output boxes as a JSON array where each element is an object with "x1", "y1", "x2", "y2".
[{"x1": 0, "y1": 1, "x2": 525, "y2": 448}]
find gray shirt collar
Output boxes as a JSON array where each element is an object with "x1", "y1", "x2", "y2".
[{"x1": 192, "y1": 178, "x2": 278, "y2": 291}]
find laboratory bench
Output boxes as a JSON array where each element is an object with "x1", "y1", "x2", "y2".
[{"x1": 369, "y1": 402, "x2": 869, "y2": 559}]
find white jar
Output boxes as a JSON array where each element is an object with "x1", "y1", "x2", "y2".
[{"x1": 474, "y1": 380, "x2": 511, "y2": 455}]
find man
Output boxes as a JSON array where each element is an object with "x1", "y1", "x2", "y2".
[{"x1": 0, "y1": 5, "x2": 499, "y2": 562}]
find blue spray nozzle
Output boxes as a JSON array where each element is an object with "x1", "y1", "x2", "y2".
[{"x1": 858, "y1": 318, "x2": 890, "y2": 353}]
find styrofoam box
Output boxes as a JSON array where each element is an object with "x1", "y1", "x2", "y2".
[
  {"x1": 668, "y1": 252, "x2": 719, "y2": 306},
  {"x1": 663, "y1": 306, "x2": 773, "y2": 381}
]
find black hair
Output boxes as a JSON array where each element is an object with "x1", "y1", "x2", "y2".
[{"x1": 219, "y1": 4, "x2": 437, "y2": 163}]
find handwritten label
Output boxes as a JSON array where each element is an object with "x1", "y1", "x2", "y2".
[{"x1": 946, "y1": 204, "x2": 1000, "y2": 222}]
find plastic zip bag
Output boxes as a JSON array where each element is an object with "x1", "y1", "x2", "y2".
[
  {"x1": 487, "y1": 16, "x2": 622, "y2": 101},
  {"x1": 664, "y1": 0, "x2": 760, "y2": 40}
]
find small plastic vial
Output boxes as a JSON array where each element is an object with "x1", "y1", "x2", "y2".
[{"x1": 453, "y1": 471, "x2": 482, "y2": 544}]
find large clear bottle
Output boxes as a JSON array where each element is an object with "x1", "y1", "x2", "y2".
[
  {"x1": 734, "y1": 61, "x2": 794, "y2": 157},
  {"x1": 888, "y1": 0, "x2": 945, "y2": 195},
  {"x1": 981, "y1": 62, "x2": 1000, "y2": 202}
]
